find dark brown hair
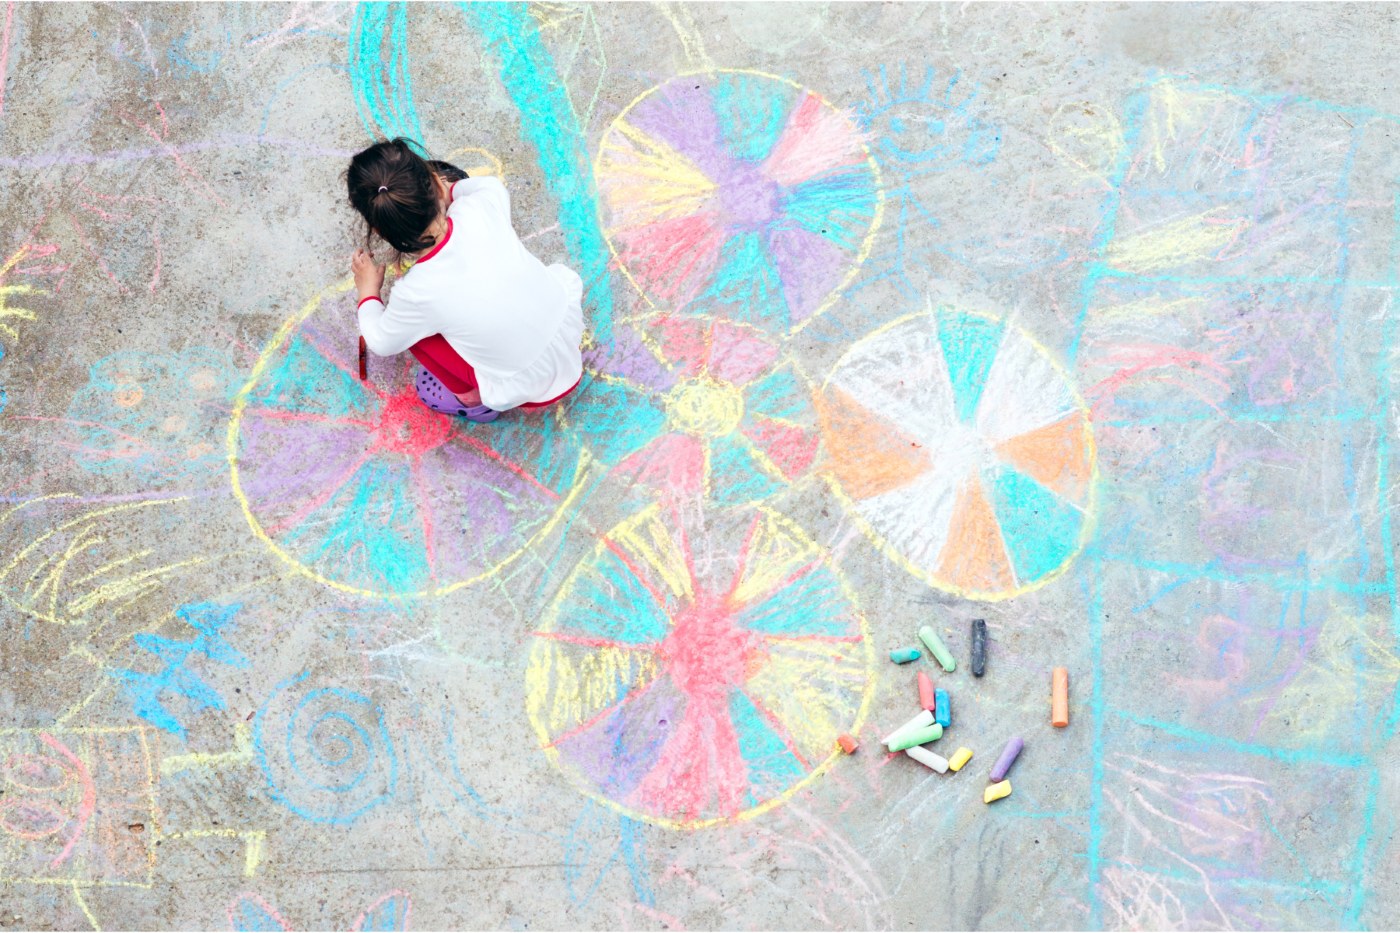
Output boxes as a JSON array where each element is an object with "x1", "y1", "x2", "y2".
[{"x1": 346, "y1": 138, "x2": 442, "y2": 256}]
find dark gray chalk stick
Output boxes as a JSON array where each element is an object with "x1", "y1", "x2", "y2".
[{"x1": 971, "y1": 619, "x2": 987, "y2": 676}]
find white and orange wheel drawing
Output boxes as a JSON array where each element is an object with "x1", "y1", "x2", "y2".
[{"x1": 817, "y1": 306, "x2": 1097, "y2": 600}]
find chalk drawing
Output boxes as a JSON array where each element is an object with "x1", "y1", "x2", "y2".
[
  {"x1": 65, "y1": 349, "x2": 237, "y2": 484},
  {"x1": 818, "y1": 305, "x2": 1097, "y2": 600},
  {"x1": 0, "y1": 495, "x2": 232, "y2": 628},
  {"x1": 227, "y1": 892, "x2": 292, "y2": 932},
  {"x1": 582, "y1": 316, "x2": 821, "y2": 505},
  {"x1": 526, "y1": 502, "x2": 875, "y2": 830},
  {"x1": 0, "y1": 727, "x2": 156, "y2": 888},
  {"x1": 0, "y1": 240, "x2": 48, "y2": 416},
  {"x1": 255, "y1": 671, "x2": 397, "y2": 824},
  {"x1": 108, "y1": 602, "x2": 248, "y2": 739},
  {"x1": 353, "y1": 891, "x2": 412, "y2": 932},
  {"x1": 595, "y1": 70, "x2": 883, "y2": 333},
  {"x1": 857, "y1": 63, "x2": 1000, "y2": 180},
  {"x1": 162, "y1": 826, "x2": 265, "y2": 878},
  {"x1": 227, "y1": 280, "x2": 589, "y2": 599}
]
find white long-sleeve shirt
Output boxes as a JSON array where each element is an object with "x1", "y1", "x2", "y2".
[{"x1": 357, "y1": 176, "x2": 584, "y2": 411}]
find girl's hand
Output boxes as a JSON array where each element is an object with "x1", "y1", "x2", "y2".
[{"x1": 352, "y1": 248, "x2": 385, "y2": 302}]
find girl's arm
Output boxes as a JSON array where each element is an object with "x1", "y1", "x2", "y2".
[{"x1": 352, "y1": 249, "x2": 430, "y2": 356}]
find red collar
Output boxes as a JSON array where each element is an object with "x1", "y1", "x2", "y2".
[{"x1": 416, "y1": 218, "x2": 452, "y2": 264}]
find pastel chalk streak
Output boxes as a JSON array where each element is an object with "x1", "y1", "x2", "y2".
[
  {"x1": 882, "y1": 709, "x2": 934, "y2": 746},
  {"x1": 890, "y1": 647, "x2": 921, "y2": 664},
  {"x1": 934, "y1": 688, "x2": 950, "y2": 728},
  {"x1": 906, "y1": 746, "x2": 949, "y2": 773},
  {"x1": 888, "y1": 723, "x2": 942, "y2": 752},
  {"x1": 1052, "y1": 667, "x2": 1069, "y2": 727},
  {"x1": 948, "y1": 747, "x2": 973, "y2": 772},
  {"x1": 984, "y1": 780, "x2": 1011, "y2": 803},
  {"x1": 989, "y1": 736, "x2": 1023, "y2": 782},
  {"x1": 837, "y1": 733, "x2": 859, "y2": 754},
  {"x1": 918, "y1": 671, "x2": 935, "y2": 711},
  {"x1": 359, "y1": 335, "x2": 367, "y2": 381},
  {"x1": 918, "y1": 625, "x2": 956, "y2": 672},
  {"x1": 970, "y1": 619, "x2": 986, "y2": 676}
]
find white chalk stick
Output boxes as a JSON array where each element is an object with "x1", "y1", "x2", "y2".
[
  {"x1": 882, "y1": 709, "x2": 935, "y2": 746},
  {"x1": 906, "y1": 745, "x2": 949, "y2": 773}
]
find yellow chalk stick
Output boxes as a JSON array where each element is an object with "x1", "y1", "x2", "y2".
[
  {"x1": 984, "y1": 780, "x2": 1011, "y2": 803},
  {"x1": 948, "y1": 747, "x2": 973, "y2": 772}
]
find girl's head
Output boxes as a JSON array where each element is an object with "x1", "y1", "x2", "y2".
[{"x1": 346, "y1": 138, "x2": 442, "y2": 256}]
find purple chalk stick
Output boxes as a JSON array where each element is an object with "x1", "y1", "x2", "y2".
[{"x1": 989, "y1": 737, "x2": 1023, "y2": 782}]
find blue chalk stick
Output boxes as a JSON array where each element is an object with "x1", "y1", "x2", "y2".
[
  {"x1": 890, "y1": 647, "x2": 921, "y2": 664},
  {"x1": 934, "y1": 688, "x2": 950, "y2": 728}
]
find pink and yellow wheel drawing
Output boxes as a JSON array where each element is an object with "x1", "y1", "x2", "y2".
[
  {"x1": 526, "y1": 502, "x2": 875, "y2": 830},
  {"x1": 227, "y1": 281, "x2": 588, "y2": 599},
  {"x1": 596, "y1": 70, "x2": 883, "y2": 333},
  {"x1": 818, "y1": 307, "x2": 1097, "y2": 600}
]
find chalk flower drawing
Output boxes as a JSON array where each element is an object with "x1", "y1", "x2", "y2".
[
  {"x1": 596, "y1": 70, "x2": 883, "y2": 333},
  {"x1": 818, "y1": 306, "x2": 1097, "y2": 599},
  {"x1": 592, "y1": 316, "x2": 821, "y2": 506},
  {"x1": 255, "y1": 672, "x2": 397, "y2": 825},
  {"x1": 65, "y1": 348, "x2": 236, "y2": 484},
  {"x1": 526, "y1": 502, "x2": 875, "y2": 830},
  {"x1": 228, "y1": 282, "x2": 588, "y2": 598}
]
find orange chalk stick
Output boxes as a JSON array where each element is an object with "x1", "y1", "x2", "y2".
[
  {"x1": 918, "y1": 670, "x2": 935, "y2": 711},
  {"x1": 1052, "y1": 667, "x2": 1069, "y2": 727},
  {"x1": 837, "y1": 733, "x2": 859, "y2": 754}
]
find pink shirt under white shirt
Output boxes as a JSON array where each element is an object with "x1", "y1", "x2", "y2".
[{"x1": 356, "y1": 176, "x2": 584, "y2": 411}]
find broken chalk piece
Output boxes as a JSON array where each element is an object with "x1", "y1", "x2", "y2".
[
  {"x1": 890, "y1": 647, "x2": 921, "y2": 664},
  {"x1": 882, "y1": 709, "x2": 935, "y2": 746},
  {"x1": 984, "y1": 780, "x2": 1012, "y2": 803},
  {"x1": 971, "y1": 619, "x2": 987, "y2": 676},
  {"x1": 906, "y1": 745, "x2": 949, "y2": 773},
  {"x1": 948, "y1": 747, "x2": 973, "y2": 772},
  {"x1": 359, "y1": 335, "x2": 368, "y2": 381},
  {"x1": 918, "y1": 671, "x2": 935, "y2": 711},
  {"x1": 837, "y1": 733, "x2": 859, "y2": 754},
  {"x1": 888, "y1": 722, "x2": 942, "y2": 752},
  {"x1": 1052, "y1": 667, "x2": 1069, "y2": 727},
  {"x1": 934, "y1": 688, "x2": 950, "y2": 728},
  {"x1": 989, "y1": 736, "x2": 1023, "y2": 782},
  {"x1": 918, "y1": 626, "x2": 956, "y2": 672}
]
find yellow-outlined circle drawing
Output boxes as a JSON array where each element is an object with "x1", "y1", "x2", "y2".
[
  {"x1": 525, "y1": 501, "x2": 877, "y2": 831},
  {"x1": 226, "y1": 278, "x2": 590, "y2": 600},
  {"x1": 818, "y1": 306, "x2": 1099, "y2": 602},
  {"x1": 594, "y1": 68, "x2": 885, "y2": 336}
]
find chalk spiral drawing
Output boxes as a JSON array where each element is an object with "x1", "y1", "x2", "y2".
[
  {"x1": 65, "y1": 349, "x2": 236, "y2": 483},
  {"x1": 595, "y1": 70, "x2": 883, "y2": 332},
  {"x1": 818, "y1": 306, "x2": 1097, "y2": 600},
  {"x1": 227, "y1": 281, "x2": 589, "y2": 599},
  {"x1": 587, "y1": 316, "x2": 821, "y2": 506},
  {"x1": 526, "y1": 503, "x2": 875, "y2": 830},
  {"x1": 254, "y1": 671, "x2": 398, "y2": 825}
]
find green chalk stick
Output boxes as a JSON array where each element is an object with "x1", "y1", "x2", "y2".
[
  {"x1": 918, "y1": 626, "x2": 957, "y2": 673},
  {"x1": 888, "y1": 722, "x2": 943, "y2": 752}
]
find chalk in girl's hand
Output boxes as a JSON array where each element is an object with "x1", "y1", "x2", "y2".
[
  {"x1": 984, "y1": 780, "x2": 1012, "y2": 803},
  {"x1": 948, "y1": 747, "x2": 973, "y2": 772},
  {"x1": 882, "y1": 709, "x2": 934, "y2": 746},
  {"x1": 934, "y1": 688, "x2": 951, "y2": 728},
  {"x1": 918, "y1": 625, "x2": 956, "y2": 672},
  {"x1": 888, "y1": 723, "x2": 942, "y2": 752},
  {"x1": 906, "y1": 746, "x2": 949, "y2": 773},
  {"x1": 359, "y1": 336, "x2": 367, "y2": 381},
  {"x1": 990, "y1": 737, "x2": 1023, "y2": 782},
  {"x1": 918, "y1": 671, "x2": 934, "y2": 711},
  {"x1": 837, "y1": 733, "x2": 859, "y2": 754},
  {"x1": 890, "y1": 647, "x2": 921, "y2": 664},
  {"x1": 971, "y1": 619, "x2": 987, "y2": 676},
  {"x1": 1052, "y1": 667, "x2": 1069, "y2": 727}
]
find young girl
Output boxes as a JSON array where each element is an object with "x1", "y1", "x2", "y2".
[{"x1": 348, "y1": 138, "x2": 584, "y2": 423}]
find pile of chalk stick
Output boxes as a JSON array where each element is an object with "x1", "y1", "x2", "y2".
[{"x1": 836, "y1": 620, "x2": 1070, "y2": 805}]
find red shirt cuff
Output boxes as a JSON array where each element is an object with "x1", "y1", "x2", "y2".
[{"x1": 357, "y1": 295, "x2": 382, "y2": 309}]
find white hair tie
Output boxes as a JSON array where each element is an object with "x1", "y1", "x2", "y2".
[{"x1": 378, "y1": 186, "x2": 387, "y2": 192}]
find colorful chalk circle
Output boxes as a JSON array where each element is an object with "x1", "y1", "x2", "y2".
[
  {"x1": 818, "y1": 307, "x2": 1097, "y2": 600},
  {"x1": 595, "y1": 70, "x2": 883, "y2": 333},
  {"x1": 227, "y1": 280, "x2": 588, "y2": 599},
  {"x1": 525, "y1": 502, "x2": 876, "y2": 830}
]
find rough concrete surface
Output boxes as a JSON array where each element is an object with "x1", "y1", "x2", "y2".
[{"x1": 2, "y1": 2, "x2": 1400, "y2": 930}]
